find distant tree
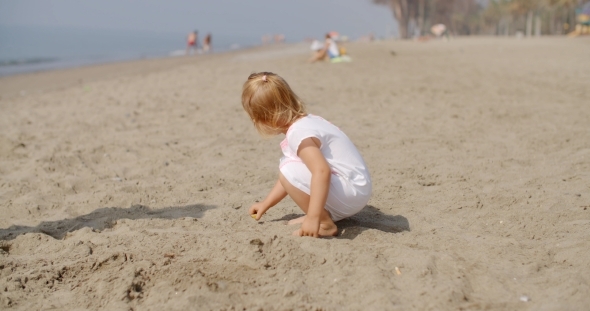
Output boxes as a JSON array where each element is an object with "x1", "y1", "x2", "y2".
[
  {"x1": 371, "y1": 0, "x2": 589, "y2": 37},
  {"x1": 372, "y1": 0, "x2": 485, "y2": 38},
  {"x1": 490, "y1": 0, "x2": 585, "y2": 35}
]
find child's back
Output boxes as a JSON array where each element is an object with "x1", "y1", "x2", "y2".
[{"x1": 280, "y1": 114, "x2": 371, "y2": 221}]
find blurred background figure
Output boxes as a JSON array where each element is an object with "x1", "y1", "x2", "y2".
[
  {"x1": 430, "y1": 24, "x2": 447, "y2": 39},
  {"x1": 186, "y1": 30, "x2": 198, "y2": 55},
  {"x1": 309, "y1": 33, "x2": 340, "y2": 63},
  {"x1": 203, "y1": 33, "x2": 212, "y2": 53}
]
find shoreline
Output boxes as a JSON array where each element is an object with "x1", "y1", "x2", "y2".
[
  {"x1": 3, "y1": 35, "x2": 587, "y2": 100},
  {"x1": 0, "y1": 41, "x2": 308, "y2": 99}
]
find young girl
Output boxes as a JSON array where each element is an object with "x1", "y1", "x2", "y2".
[{"x1": 242, "y1": 72, "x2": 372, "y2": 237}]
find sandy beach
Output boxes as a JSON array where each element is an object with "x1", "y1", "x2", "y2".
[{"x1": 1, "y1": 37, "x2": 589, "y2": 310}]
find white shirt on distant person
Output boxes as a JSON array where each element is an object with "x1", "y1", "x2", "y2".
[{"x1": 327, "y1": 39, "x2": 340, "y2": 58}]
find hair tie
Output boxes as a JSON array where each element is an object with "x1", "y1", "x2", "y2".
[{"x1": 262, "y1": 75, "x2": 267, "y2": 82}]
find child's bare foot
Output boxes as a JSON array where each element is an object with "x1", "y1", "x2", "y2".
[
  {"x1": 319, "y1": 222, "x2": 338, "y2": 236},
  {"x1": 288, "y1": 215, "x2": 305, "y2": 225},
  {"x1": 292, "y1": 222, "x2": 338, "y2": 237}
]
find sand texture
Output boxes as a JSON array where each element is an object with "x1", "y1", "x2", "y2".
[{"x1": 1, "y1": 37, "x2": 589, "y2": 310}]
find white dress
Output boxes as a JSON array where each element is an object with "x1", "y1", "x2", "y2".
[{"x1": 279, "y1": 115, "x2": 372, "y2": 221}]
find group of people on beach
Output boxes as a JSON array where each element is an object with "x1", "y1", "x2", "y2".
[
  {"x1": 186, "y1": 30, "x2": 212, "y2": 55},
  {"x1": 186, "y1": 29, "x2": 350, "y2": 64},
  {"x1": 261, "y1": 34, "x2": 286, "y2": 44}
]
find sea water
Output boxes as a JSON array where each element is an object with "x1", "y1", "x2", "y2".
[{"x1": 0, "y1": 24, "x2": 260, "y2": 76}]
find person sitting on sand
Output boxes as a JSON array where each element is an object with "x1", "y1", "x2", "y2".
[
  {"x1": 242, "y1": 72, "x2": 372, "y2": 237},
  {"x1": 309, "y1": 33, "x2": 341, "y2": 63}
]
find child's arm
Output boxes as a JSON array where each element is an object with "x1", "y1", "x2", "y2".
[
  {"x1": 248, "y1": 179, "x2": 287, "y2": 220},
  {"x1": 297, "y1": 137, "x2": 331, "y2": 237}
]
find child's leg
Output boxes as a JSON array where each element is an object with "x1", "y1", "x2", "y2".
[
  {"x1": 309, "y1": 49, "x2": 327, "y2": 63},
  {"x1": 279, "y1": 173, "x2": 337, "y2": 236}
]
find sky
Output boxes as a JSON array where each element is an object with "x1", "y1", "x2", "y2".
[{"x1": 0, "y1": 0, "x2": 397, "y2": 41}]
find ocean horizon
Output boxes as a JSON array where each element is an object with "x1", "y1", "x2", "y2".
[{"x1": 0, "y1": 24, "x2": 264, "y2": 77}]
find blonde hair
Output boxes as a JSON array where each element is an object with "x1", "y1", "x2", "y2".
[{"x1": 242, "y1": 72, "x2": 307, "y2": 136}]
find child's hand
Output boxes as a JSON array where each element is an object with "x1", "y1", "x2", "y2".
[
  {"x1": 248, "y1": 202, "x2": 270, "y2": 221},
  {"x1": 299, "y1": 216, "x2": 321, "y2": 237},
  {"x1": 247, "y1": 179, "x2": 289, "y2": 221}
]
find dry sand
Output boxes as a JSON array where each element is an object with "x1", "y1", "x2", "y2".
[{"x1": 1, "y1": 37, "x2": 589, "y2": 310}]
